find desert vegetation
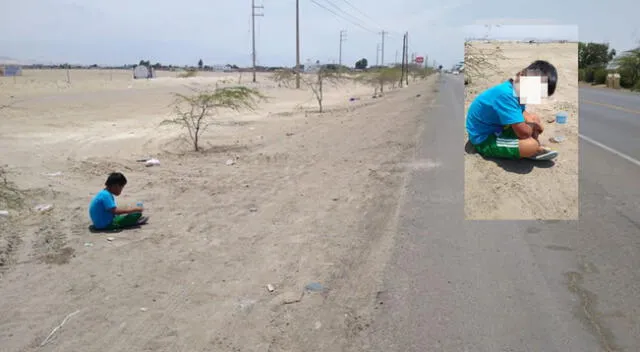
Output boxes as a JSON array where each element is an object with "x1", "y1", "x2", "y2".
[
  {"x1": 272, "y1": 65, "x2": 434, "y2": 112},
  {"x1": 578, "y1": 41, "x2": 640, "y2": 91},
  {"x1": 162, "y1": 85, "x2": 266, "y2": 151}
]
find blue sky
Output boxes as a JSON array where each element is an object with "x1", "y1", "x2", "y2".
[{"x1": 1, "y1": 0, "x2": 639, "y2": 68}]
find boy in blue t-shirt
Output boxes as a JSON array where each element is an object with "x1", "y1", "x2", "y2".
[
  {"x1": 89, "y1": 172, "x2": 147, "y2": 230},
  {"x1": 466, "y1": 60, "x2": 558, "y2": 161}
]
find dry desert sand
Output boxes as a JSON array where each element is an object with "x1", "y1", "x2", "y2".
[
  {"x1": 0, "y1": 69, "x2": 436, "y2": 351},
  {"x1": 464, "y1": 41, "x2": 579, "y2": 220}
]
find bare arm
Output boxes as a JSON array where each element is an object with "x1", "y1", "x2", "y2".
[
  {"x1": 111, "y1": 207, "x2": 143, "y2": 215},
  {"x1": 511, "y1": 122, "x2": 534, "y2": 139}
]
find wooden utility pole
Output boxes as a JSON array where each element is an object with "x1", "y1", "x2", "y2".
[
  {"x1": 339, "y1": 30, "x2": 347, "y2": 66},
  {"x1": 251, "y1": 0, "x2": 264, "y2": 83},
  {"x1": 295, "y1": 0, "x2": 301, "y2": 88},
  {"x1": 405, "y1": 32, "x2": 409, "y2": 86},
  {"x1": 376, "y1": 44, "x2": 380, "y2": 66},
  {"x1": 399, "y1": 32, "x2": 406, "y2": 87},
  {"x1": 380, "y1": 31, "x2": 387, "y2": 66}
]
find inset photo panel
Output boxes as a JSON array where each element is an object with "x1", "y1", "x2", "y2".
[{"x1": 463, "y1": 25, "x2": 579, "y2": 220}]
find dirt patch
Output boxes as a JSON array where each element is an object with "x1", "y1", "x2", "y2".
[{"x1": 0, "y1": 70, "x2": 437, "y2": 351}]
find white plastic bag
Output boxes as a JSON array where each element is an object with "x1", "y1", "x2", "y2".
[{"x1": 145, "y1": 158, "x2": 160, "y2": 167}]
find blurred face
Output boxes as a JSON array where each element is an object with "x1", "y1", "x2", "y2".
[
  {"x1": 513, "y1": 70, "x2": 549, "y2": 105},
  {"x1": 108, "y1": 184, "x2": 124, "y2": 196}
]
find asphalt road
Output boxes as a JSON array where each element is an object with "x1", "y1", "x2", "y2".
[
  {"x1": 368, "y1": 75, "x2": 640, "y2": 351},
  {"x1": 580, "y1": 87, "x2": 640, "y2": 163}
]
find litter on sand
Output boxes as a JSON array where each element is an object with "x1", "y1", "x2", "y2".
[
  {"x1": 304, "y1": 282, "x2": 325, "y2": 292},
  {"x1": 145, "y1": 159, "x2": 160, "y2": 167},
  {"x1": 34, "y1": 204, "x2": 53, "y2": 212}
]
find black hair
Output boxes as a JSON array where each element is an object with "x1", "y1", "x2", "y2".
[
  {"x1": 523, "y1": 60, "x2": 558, "y2": 96},
  {"x1": 105, "y1": 172, "x2": 127, "y2": 187}
]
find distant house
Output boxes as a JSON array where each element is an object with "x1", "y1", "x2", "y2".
[
  {"x1": 133, "y1": 64, "x2": 155, "y2": 79},
  {"x1": 606, "y1": 61, "x2": 620, "y2": 71},
  {"x1": 0, "y1": 65, "x2": 22, "y2": 76},
  {"x1": 606, "y1": 53, "x2": 629, "y2": 71}
]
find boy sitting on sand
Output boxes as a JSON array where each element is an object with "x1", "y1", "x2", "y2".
[
  {"x1": 466, "y1": 60, "x2": 558, "y2": 161},
  {"x1": 89, "y1": 172, "x2": 148, "y2": 230}
]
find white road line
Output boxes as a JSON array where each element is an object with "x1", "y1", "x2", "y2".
[{"x1": 579, "y1": 134, "x2": 640, "y2": 168}]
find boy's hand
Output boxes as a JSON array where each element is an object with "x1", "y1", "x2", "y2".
[
  {"x1": 526, "y1": 120, "x2": 544, "y2": 133},
  {"x1": 131, "y1": 207, "x2": 144, "y2": 213},
  {"x1": 524, "y1": 111, "x2": 542, "y2": 125}
]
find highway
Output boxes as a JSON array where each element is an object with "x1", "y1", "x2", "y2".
[
  {"x1": 368, "y1": 75, "x2": 640, "y2": 351},
  {"x1": 581, "y1": 87, "x2": 640, "y2": 165}
]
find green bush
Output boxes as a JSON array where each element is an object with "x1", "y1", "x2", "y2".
[
  {"x1": 578, "y1": 68, "x2": 586, "y2": 82},
  {"x1": 619, "y1": 69, "x2": 638, "y2": 89},
  {"x1": 593, "y1": 68, "x2": 608, "y2": 85},
  {"x1": 583, "y1": 67, "x2": 595, "y2": 83}
]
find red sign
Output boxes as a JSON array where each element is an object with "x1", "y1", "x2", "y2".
[{"x1": 415, "y1": 56, "x2": 424, "y2": 63}]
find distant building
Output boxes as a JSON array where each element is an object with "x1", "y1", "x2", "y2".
[
  {"x1": 133, "y1": 65, "x2": 155, "y2": 79},
  {"x1": 0, "y1": 65, "x2": 22, "y2": 76}
]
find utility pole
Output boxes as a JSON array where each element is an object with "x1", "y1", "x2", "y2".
[
  {"x1": 339, "y1": 30, "x2": 347, "y2": 66},
  {"x1": 376, "y1": 44, "x2": 380, "y2": 66},
  {"x1": 295, "y1": 0, "x2": 301, "y2": 89},
  {"x1": 251, "y1": 0, "x2": 264, "y2": 83},
  {"x1": 395, "y1": 50, "x2": 398, "y2": 65},
  {"x1": 380, "y1": 30, "x2": 387, "y2": 66},
  {"x1": 405, "y1": 32, "x2": 409, "y2": 86},
  {"x1": 399, "y1": 32, "x2": 406, "y2": 87}
]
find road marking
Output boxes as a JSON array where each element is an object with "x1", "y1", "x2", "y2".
[
  {"x1": 582, "y1": 100, "x2": 640, "y2": 115},
  {"x1": 579, "y1": 134, "x2": 640, "y2": 167}
]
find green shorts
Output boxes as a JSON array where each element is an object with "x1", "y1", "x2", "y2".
[
  {"x1": 106, "y1": 213, "x2": 142, "y2": 230},
  {"x1": 473, "y1": 127, "x2": 521, "y2": 160}
]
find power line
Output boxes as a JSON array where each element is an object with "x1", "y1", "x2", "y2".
[
  {"x1": 337, "y1": 0, "x2": 383, "y2": 29},
  {"x1": 322, "y1": 0, "x2": 402, "y2": 37},
  {"x1": 309, "y1": 0, "x2": 377, "y2": 34},
  {"x1": 318, "y1": 0, "x2": 377, "y2": 32}
]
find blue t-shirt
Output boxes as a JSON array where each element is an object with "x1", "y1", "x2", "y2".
[
  {"x1": 466, "y1": 80, "x2": 526, "y2": 145},
  {"x1": 89, "y1": 189, "x2": 116, "y2": 229}
]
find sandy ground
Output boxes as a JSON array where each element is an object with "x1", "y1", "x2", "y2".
[
  {"x1": 0, "y1": 69, "x2": 436, "y2": 351},
  {"x1": 464, "y1": 42, "x2": 579, "y2": 220}
]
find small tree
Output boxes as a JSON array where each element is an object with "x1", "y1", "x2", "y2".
[
  {"x1": 198, "y1": 59, "x2": 204, "y2": 70},
  {"x1": 163, "y1": 86, "x2": 265, "y2": 151},
  {"x1": 359, "y1": 67, "x2": 402, "y2": 96},
  {"x1": 614, "y1": 47, "x2": 640, "y2": 90},
  {"x1": 464, "y1": 41, "x2": 506, "y2": 85},
  {"x1": 355, "y1": 58, "x2": 368, "y2": 70},
  {"x1": 578, "y1": 42, "x2": 616, "y2": 69},
  {"x1": 409, "y1": 66, "x2": 432, "y2": 82},
  {"x1": 272, "y1": 66, "x2": 348, "y2": 113}
]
